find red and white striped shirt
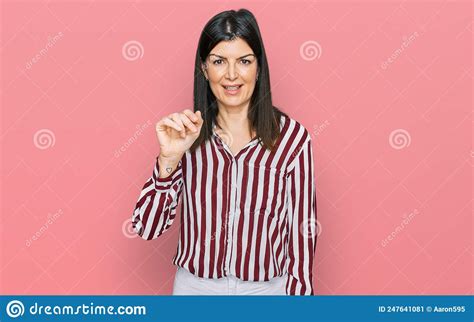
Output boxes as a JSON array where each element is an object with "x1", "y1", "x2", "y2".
[{"x1": 132, "y1": 114, "x2": 317, "y2": 295}]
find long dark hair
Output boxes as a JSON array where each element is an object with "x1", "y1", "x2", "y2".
[{"x1": 190, "y1": 8, "x2": 288, "y2": 152}]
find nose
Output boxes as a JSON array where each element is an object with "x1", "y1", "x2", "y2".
[{"x1": 225, "y1": 61, "x2": 238, "y2": 81}]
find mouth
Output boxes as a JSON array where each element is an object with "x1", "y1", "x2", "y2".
[{"x1": 222, "y1": 84, "x2": 243, "y2": 95}]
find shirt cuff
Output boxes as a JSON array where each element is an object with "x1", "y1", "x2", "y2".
[{"x1": 154, "y1": 157, "x2": 183, "y2": 189}]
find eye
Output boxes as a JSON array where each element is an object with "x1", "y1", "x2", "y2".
[
  {"x1": 212, "y1": 59, "x2": 224, "y2": 65},
  {"x1": 240, "y1": 59, "x2": 251, "y2": 64}
]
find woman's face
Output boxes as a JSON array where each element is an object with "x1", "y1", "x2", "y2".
[{"x1": 202, "y1": 38, "x2": 258, "y2": 109}]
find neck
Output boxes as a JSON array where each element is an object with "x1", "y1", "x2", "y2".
[{"x1": 215, "y1": 101, "x2": 254, "y2": 136}]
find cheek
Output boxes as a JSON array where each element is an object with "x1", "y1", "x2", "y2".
[
  {"x1": 241, "y1": 67, "x2": 258, "y2": 80},
  {"x1": 208, "y1": 82, "x2": 225, "y2": 98},
  {"x1": 207, "y1": 68, "x2": 226, "y2": 82},
  {"x1": 242, "y1": 71, "x2": 258, "y2": 92}
]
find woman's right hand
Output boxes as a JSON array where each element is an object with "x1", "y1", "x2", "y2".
[{"x1": 155, "y1": 109, "x2": 204, "y2": 159}]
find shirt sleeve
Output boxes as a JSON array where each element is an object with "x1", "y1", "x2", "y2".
[
  {"x1": 285, "y1": 136, "x2": 317, "y2": 295},
  {"x1": 132, "y1": 157, "x2": 184, "y2": 240}
]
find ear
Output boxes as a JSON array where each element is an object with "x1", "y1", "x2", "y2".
[{"x1": 201, "y1": 62, "x2": 208, "y2": 80}]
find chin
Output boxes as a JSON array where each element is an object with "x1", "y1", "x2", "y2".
[{"x1": 219, "y1": 97, "x2": 250, "y2": 108}]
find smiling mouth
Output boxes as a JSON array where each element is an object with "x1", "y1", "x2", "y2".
[{"x1": 222, "y1": 85, "x2": 243, "y2": 90}]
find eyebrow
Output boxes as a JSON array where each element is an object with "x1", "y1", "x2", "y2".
[{"x1": 208, "y1": 53, "x2": 256, "y2": 59}]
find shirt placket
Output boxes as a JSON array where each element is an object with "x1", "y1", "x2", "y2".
[
  {"x1": 213, "y1": 123, "x2": 256, "y2": 277},
  {"x1": 224, "y1": 157, "x2": 238, "y2": 275}
]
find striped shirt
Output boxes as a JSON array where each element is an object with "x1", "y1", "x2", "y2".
[{"x1": 132, "y1": 114, "x2": 317, "y2": 295}]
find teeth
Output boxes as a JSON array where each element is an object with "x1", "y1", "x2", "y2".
[{"x1": 224, "y1": 85, "x2": 240, "y2": 90}]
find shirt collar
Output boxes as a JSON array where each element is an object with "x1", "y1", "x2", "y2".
[
  {"x1": 211, "y1": 120, "x2": 218, "y2": 138},
  {"x1": 211, "y1": 119, "x2": 261, "y2": 147}
]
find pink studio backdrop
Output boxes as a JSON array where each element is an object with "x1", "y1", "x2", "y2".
[{"x1": 1, "y1": 0, "x2": 471, "y2": 295}]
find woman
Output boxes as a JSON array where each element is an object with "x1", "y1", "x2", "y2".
[{"x1": 132, "y1": 8, "x2": 317, "y2": 295}]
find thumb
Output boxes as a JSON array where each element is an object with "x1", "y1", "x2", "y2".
[{"x1": 195, "y1": 110, "x2": 203, "y2": 124}]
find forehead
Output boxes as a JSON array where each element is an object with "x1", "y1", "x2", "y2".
[{"x1": 209, "y1": 37, "x2": 254, "y2": 57}]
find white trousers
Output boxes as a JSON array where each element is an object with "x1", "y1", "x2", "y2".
[{"x1": 172, "y1": 267, "x2": 288, "y2": 295}]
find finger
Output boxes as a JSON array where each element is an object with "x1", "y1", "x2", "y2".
[
  {"x1": 194, "y1": 110, "x2": 204, "y2": 125},
  {"x1": 157, "y1": 117, "x2": 182, "y2": 131},
  {"x1": 169, "y1": 114, "x2": 186, "y2": 138},
  {"x1": 179, "y1": 113, "x2": 199, "y2": 133},
  {"x1": 183, "y1": 109, "x2": 198, "y2": 123},
  {"x1": 161, "y1": 117, "x2": 183, "y2": 132}
]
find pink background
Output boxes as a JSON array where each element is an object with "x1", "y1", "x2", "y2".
[{"x1": 1, "y1": 0, "x2": 471, "y2": 295}]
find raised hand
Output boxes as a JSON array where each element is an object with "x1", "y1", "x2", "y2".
[{"x1": 155, "y1": 109, "x2": 203, "y2": 177}]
